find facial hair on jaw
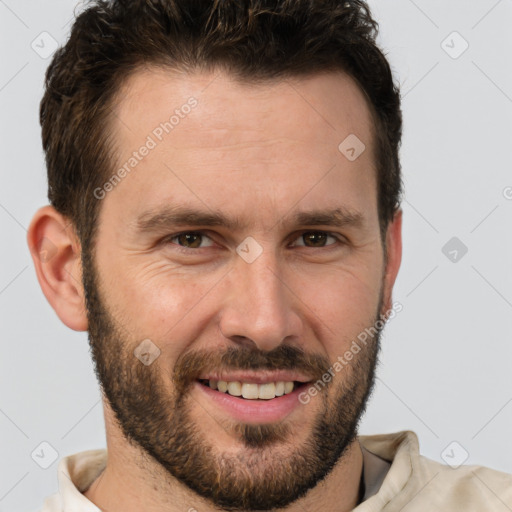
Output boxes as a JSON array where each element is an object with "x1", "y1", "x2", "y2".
[{"x1": 81, "y1": 244, "x2": 386, "y2": 511}]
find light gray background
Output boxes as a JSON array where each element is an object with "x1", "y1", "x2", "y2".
[{"x1": 1, "y1": 1, "x2": 511, "y2": 510}]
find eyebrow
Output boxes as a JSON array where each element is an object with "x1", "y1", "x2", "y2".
[{"x1": 134, "y1": 205, "x2": 365, "y2": 233}]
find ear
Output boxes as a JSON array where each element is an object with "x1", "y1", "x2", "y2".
[
  {"x1": 27, "y1": 205, "x2": 88, "y2": 331},
  {"x1": 381, "y1": 209, "x2": 403, "y2": 314}
]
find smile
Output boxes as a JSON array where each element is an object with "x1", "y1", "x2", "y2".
[{"x1": 198, "y1": 379, "x2": 303, "y2": 400}]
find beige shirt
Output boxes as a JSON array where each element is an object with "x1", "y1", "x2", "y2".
[{"x1": 40, "y1": 430, "x2": 512, "y2": 511}]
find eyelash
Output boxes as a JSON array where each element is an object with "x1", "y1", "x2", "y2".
[{"x1": 162, "y1": 230, "x2": 346, "y2": 253}]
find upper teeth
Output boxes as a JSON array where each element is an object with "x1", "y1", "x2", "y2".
[{"x1": 207, "y1": 380, "x2": 295, "y2": 400}]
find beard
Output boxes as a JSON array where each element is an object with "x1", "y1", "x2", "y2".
[{"x1": 82, "y1": 244, "x2": 385, "y2": 511}]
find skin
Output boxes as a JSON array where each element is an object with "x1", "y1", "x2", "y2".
[{"x1": 27, "y1": 67, "x2": 402, "y2": 512}]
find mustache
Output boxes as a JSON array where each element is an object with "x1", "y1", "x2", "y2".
[{"x1": 172, "y1": 344, "x2": 332, "y2": 394}]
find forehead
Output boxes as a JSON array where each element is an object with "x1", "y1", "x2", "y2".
[
  {"x1": 102, "y1": 66, "x2": 378, "y2": 231},
  {"x1": 113, "y1": 65, "x2": 375, "y2": 151}
]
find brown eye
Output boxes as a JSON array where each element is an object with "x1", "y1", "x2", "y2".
[
  {"x1": 294, "y1": 231, "x2": 339, "y2": 248},
  {"x1": 167, "y1": 232, "x2": 214, "y2": 249}
]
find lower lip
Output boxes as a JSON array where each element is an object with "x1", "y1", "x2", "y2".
[{"x1": 194, "y1": 381, "x2": 309, "y2": 423}]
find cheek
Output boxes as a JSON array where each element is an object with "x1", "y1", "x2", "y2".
[
  {"x1": 291, "y1": 263, "x2": 382, "y2": 349},
  {"x1": 103, "y1": 261, "x2": 220, "y2": 355}
]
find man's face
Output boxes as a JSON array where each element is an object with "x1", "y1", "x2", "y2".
[{"x1": 83, "y1": 68, "x2": 395, "y2": 510}]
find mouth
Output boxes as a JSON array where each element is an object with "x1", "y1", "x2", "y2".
[
  {"x1": 197, "y1": 378, "x2": 309, "y2": 400},
  {"x1": 194, "y1": 377, "x2": 314, "y2": 423}
]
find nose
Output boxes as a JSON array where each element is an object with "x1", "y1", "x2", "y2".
[{"x1": 218, "y1": 246, "x2": 303, "y2": 352}]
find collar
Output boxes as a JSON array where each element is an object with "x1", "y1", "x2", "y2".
[{"x1": 44, "y1": 431, "x2": 418, "y2": 511}]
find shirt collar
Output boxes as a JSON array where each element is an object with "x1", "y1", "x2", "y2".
[{"x1": 46, "y1": 431, "x2": 418, "y2": 511}]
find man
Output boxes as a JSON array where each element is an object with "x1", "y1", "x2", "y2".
[{"x1": 27, "y1": 1, "x2": 511, "y2": 511}]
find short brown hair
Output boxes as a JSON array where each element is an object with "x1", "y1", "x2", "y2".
[{"x1": 40, "y1": 0, "x2": 402, "y2": 248}]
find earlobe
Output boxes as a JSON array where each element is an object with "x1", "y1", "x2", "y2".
[
  {"x1": 27, "y1": 205, "x2": 88, "y2": 331},
  {"x1": 382, "y1": 209, "x2": 403, "y2": 314}
]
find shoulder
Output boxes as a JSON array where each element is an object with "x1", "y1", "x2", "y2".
[
  {"x1": 415, "y1": 452, "x2": 512, "y2": 509},
  {"x1": 358, "y1": 431, "x2": 512, "y2": 511}
]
